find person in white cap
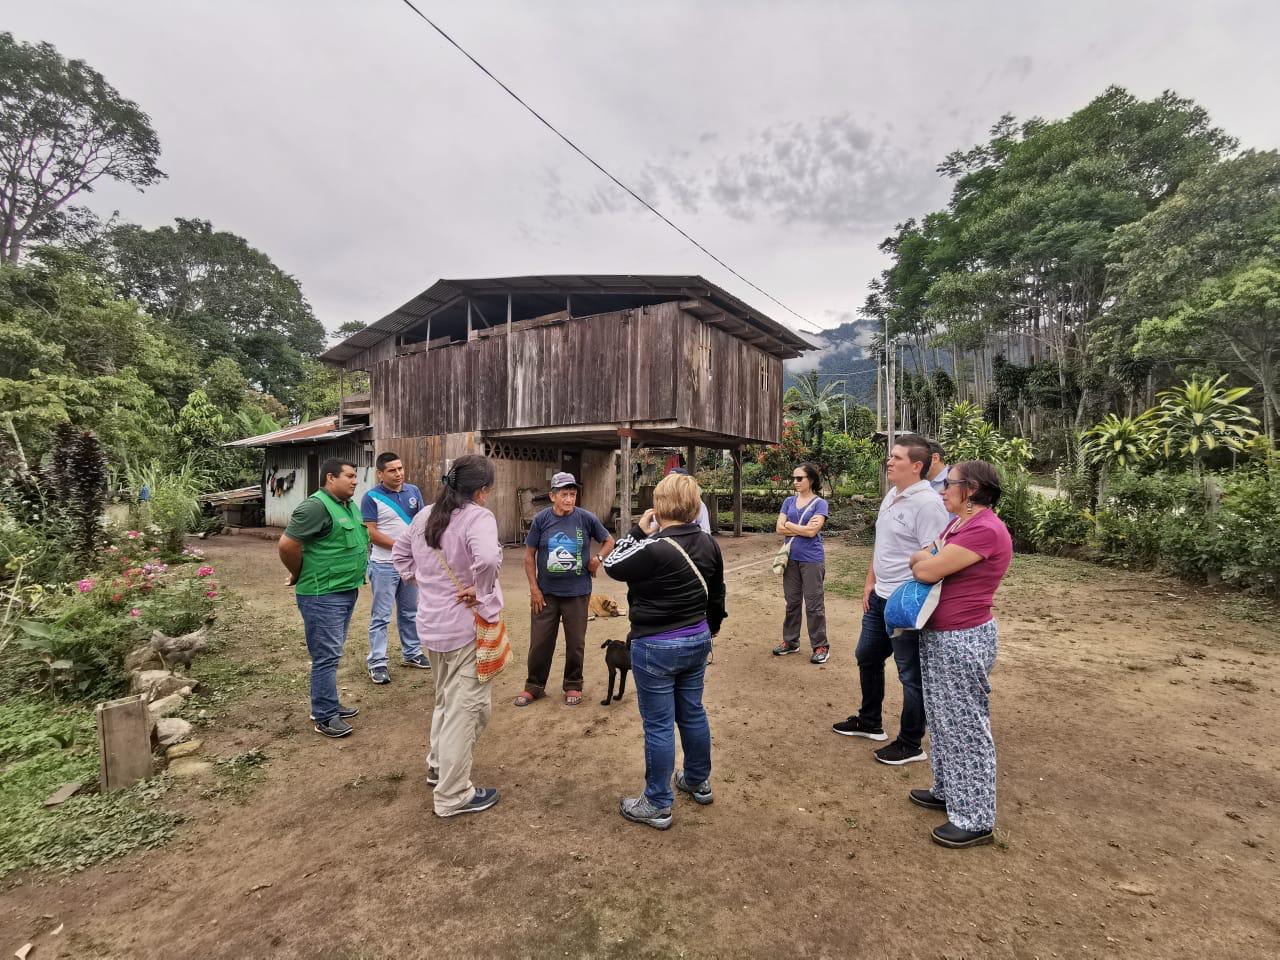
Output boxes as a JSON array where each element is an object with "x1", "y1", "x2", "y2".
[{"x1": 516, "y1": 472, "x2": 615, "y2": 706}]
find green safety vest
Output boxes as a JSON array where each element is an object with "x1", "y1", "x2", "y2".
[{"x1": 294, "y1": 490, "x2": 370, "y2": 596}]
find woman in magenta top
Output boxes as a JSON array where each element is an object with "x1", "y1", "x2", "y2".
[{"x1": 907, "y1": 459, "x2": 1012, "y2": 849}]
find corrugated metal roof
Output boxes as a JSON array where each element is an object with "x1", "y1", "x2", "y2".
[
  {"x1": 224, "y1": 416, "x2": 366, "y2": 448},
  {"x1": 320, "y1": 274, "x2": 818, "y2": 364}
]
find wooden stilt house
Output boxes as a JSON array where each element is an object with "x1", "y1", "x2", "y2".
[{"x1": 321, "y1": 275, "x2": 813, "y2": 542}]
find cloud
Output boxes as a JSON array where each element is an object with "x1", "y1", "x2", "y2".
[
  {"x1": 706, "y1": 114, "x2": 935, "y2": 228},
  {"x1": 546, "y1": 114, "x2": 943, "y2": 233}
]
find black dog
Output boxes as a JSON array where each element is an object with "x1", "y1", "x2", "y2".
[{"x1": 600, "y1": 638, "x2": 631, "y2": 705}]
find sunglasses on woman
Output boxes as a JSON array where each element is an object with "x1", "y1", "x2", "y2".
[
  {"x1": 942, "y1": 477, "x2": 972, "y2": 489},
  {"x1": 792, "y1": 475, "x2": 808, "y2": 482}
]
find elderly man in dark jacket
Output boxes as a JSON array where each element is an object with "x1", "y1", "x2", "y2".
[{"x1": 604, "y1": 472, "x2": 727, "y2": 830}]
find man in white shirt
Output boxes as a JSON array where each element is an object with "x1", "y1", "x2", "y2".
[
  {"x1": 832, "y1": 434, "x2": 949, "y2": 765},
  {"x1": 640, "y1": 467, "x2": 712, "y2": 535}
]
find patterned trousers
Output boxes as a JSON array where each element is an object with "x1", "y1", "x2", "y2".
[{"x1": 919, "y1": 620, "x2": 998, "y2": 831}]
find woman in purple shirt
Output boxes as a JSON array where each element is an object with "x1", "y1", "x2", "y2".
[
  {"x1": 772, "y1": 462, "x2": 830, "y2": 663},
  {"x1": 392, "y1": 454, "x2": 504, "y2": 818},
  {"x1": 907, "y1": 459, "x2": 1012, "y2": 848}
]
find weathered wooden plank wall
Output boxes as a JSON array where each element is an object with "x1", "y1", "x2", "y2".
[
  {"x1": 381, "y1": 432, "x2": 480, "y2": 506},
  {"x1": 673, "y1": 308, "x2": 783, "y2": 442},
  {"x1": 579, "y1": 448, "x2": 618, "y2": 524},
  {"x1": 369, "y1": 300, "x2": 780, "y2": 444}
]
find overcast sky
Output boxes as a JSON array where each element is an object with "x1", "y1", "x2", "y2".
[{"x1": 12, "y1": 1, "x2": 1280, "y2": 343}]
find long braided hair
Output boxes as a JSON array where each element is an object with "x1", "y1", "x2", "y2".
[{"x1": 422, "y1": 454, "x2": 495, "y2": 549}]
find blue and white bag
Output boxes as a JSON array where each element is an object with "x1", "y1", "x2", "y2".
[{"x1": 883, "y1": 578, "x2": 942, "y2": 637}]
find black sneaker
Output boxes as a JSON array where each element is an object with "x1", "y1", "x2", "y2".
[
  {"x1": 444, "y1": 787, "x2": 499, "y2": 816},
  {"x1": 832, "y1": 716, "x2": 889, "y2": 741},
  {"x1": 309, "y1": 704, "x2": 359, "y2": 720},
  {"x1": 313, "y1": 716, "x2": 353, "y2": 738},
  {"x1": 931, "y1": 821, "x2": 994, "y2": 848},
  {"x1": 675, "y1": 771, "x2": 713, "y2": 805},
  {"x1": 909, "y1": 788, "x2": 946, "y2": 811},
  {"x1": 369, "y1": 666, "x2": 391, "y2": 685},
  {"x1": 810, "y1": 646, "x2": 830, "y2": 664},
  {"x1": 874, "y1": 741, "x2": 928, "y2": 765},
  {"x1": 426, "y1": 765, "x2": 439, "y2": 787},
  {"x1": 772, "y1": 642, "x2": 801, "y2": 656},
  {"x1": 401, "y1": 653, "x2": 431, "y2": 669}
]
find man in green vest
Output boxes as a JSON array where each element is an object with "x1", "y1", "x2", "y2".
[{"x1": 278, "y1": 458, "x2": 371, "y2": 738}]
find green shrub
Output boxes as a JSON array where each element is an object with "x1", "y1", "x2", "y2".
[
  {"x1": 0, "y1": 697, "x2": 177, "y2": 877},
  {"x1": 1032, "y1": 497, "x2": 1093, "y2": 555},
  {"x1": 7, "y1": 534, "x2": 218, "y2": 699},
  {"x1": 1213, "y1": 469, "x2": 1280, "y2": 594},
  {"x1": 126, "y1": 459, "x2": 204, "y2": 554},
  {"x1": 995, "y1": 467, "x2": 1041, "y2": 552}
]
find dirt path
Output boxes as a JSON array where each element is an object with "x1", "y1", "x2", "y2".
[{"x1": 2, "y1": 534, "x2": 1278, "y2": 959}]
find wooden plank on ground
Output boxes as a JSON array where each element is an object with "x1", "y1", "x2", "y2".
[{"x1": 95, "y1": 694, "x2": 153, "y2": 792}]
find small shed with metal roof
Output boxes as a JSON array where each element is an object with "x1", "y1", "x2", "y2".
[{"x1": 226, "y1": 415, "x2": 374, "y2": 528}]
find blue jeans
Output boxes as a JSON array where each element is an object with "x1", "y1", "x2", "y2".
[
  {"x1": 855, "y1": 591, "x2": 925, "y2": 750},
  {"x1": 366, "y1": 561, "x2": 421, "y2": 668},
  {"x1": 296, "y1": 590, "x2": 358, "y2": 722},
  {"x1": 631, "y1": 629, "x2": 714, "y2": 810}
]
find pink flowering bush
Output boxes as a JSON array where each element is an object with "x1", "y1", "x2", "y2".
[{"x1": 11, "y1": 529, "x2": 221, "y2": 698}]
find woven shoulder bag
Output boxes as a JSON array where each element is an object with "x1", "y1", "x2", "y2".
[{"x1": 433, "y1": 548, "x2": 511, "y2": 683}]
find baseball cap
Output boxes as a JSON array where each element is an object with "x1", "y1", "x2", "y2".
[{"x1": 550, "y1": 471, "x2": 578, "y2": 490}]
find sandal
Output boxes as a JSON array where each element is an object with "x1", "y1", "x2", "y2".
[
  {"x1": 564, "y1": 691, "x2": 582, "y2": 706},
  {"x1": 514, "y1": 691, "x2": 542, "y2": 707}
]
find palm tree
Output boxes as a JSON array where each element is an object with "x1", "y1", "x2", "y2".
[
  {"x1": 1080, "y1": 410, "x2": 1156, "y2": 498},
  {"x1": 786, "y1": 372, "x2": 845, "y2": 460},
  {"x1": 1155, "y1": 375, "x2": 1259, "y2": 475}
]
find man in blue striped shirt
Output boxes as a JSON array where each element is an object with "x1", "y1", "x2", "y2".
[{"x1": 360, "y1": 452, "x2": 428, "y2": 684}]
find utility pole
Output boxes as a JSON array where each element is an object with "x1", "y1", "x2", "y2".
[
  {"x1": 884, "y1": 341, "x2": 896, "y2": 496},
  {"x1": 875, "y1": 350, "x2": 883, "y2": 432}
]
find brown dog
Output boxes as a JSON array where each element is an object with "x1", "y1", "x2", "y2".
[{"x1": 600, "y1": 638, "x2": 631, "y2": 705}]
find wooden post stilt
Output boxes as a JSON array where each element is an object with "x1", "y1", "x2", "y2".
[
  {"x1": 731, "y1": 446, "x2": 743, "y2": 538},
  {"x1": 619, "y1": 426, "x2": 633, "y2": 534}
]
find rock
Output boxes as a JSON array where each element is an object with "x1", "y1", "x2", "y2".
[
  {"x1": 1116, "y1": 882, "x2": 1157, "y2": 897},
  {"x1": 130, "y1": 669, "x2": 190, "y2": 700},
  {"x1": 165, "y1": 739, "x2": 203, "y2": 759},
  {"x1": 43, "y1": 781, "x2": 84, "y2": 807},
  {"x1": 167, "y1": 758, "x2": 214, "y2": 779},
  {"x1": 124, "y1": 643, "x2": 163, "y2": 672},
  {"x1": 154, "y1": 717, "x2": 193, "y2": 746},
  {"x1": 147, "y1": 693, "x2": 185, "y2": 719}
]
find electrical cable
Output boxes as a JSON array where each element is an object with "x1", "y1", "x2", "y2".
[{"x1": 393, "y1": 0, "x2": 817, "y2": 329}]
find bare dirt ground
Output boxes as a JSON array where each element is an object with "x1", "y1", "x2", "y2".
[{"x1": 2, "y1": 533, "x2": 1278, "y2": 960}]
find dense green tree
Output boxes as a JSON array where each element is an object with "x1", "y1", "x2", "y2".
[
  {"x1": 202, "y1": 356, "x2": 250, "y2": 413},
  {"x1": 872, "y1": 87, "x2": 1234, "y2": 435},
  {"x1": 104, "y1": 218, "x2": 326, "y2": 408},
  {"x1": 1112, "y1": 151, "x2": 1280, "y2": 440},
  {"x1": 0, "y1": 249, "x2": 192, "y2": 460},
  {"x1": 0, "y1": 32, "x2": 163, "y2": 262}
]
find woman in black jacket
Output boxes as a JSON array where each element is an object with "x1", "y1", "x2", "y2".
[{"x1": 603, "y1": 472, "x2": 727, "y2": 830}]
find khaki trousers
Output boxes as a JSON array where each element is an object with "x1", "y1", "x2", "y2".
[{"x1": 426, "y1": 643, "x2": 493, "y2": 817}]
